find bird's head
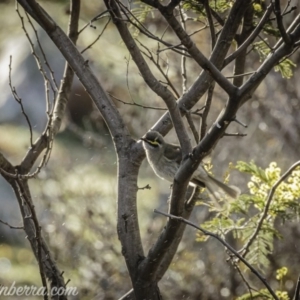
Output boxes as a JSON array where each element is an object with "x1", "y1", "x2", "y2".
[{"x1": 140, "y1": 131, "x2": 165, "y2": 151}]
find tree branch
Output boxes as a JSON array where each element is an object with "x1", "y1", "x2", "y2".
[
  {"x1": 154, "y1": 209, "x2": 279, "y2": 300},
  {"x1": 139, "y1": 186, "x2": 201, "y2": 282},
  {"x1": 273, "y1": 0, "x2": 292, "y2": 45},
  {"x1": 153, "y1": 3, "x2": 236, "y2": 96},
  {"x1": 150, "y1": 0, "x2": 251, "y2": 136},
  {"x1": 17, "y1": 0, "x2": 131, "y2": 151},
  {"x1": 232, "y1": 4, "x2": 254, "y2": 88},
  {"x1": 0, "y1": 152, "x2": 67, "y2": 299},
  {"x1": 136, "y1": 0, "x2": 254, "y2": 286},
  {"x1": 104, "y1": 0, "x2": 192, "y2": 156},
  {"x1": 223, "y1": 4, "x2": 273, "y2": 67},
  {"x1": 239, "y1": 22, "x2": 300, "y2": 104}
]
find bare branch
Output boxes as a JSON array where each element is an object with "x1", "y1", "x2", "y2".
[
  {"x1": 0, "y1": 152, "x2": 67, "y2": 299},
  {"x1": 78, "y1": 10, "x2": 109, "y2": 34},
  {"x1": 151, "y1": 0, "x2": 251, "y2": 137},
  {"x1": 230, "y1": 255, "x2": 254, "y2": 298},
  {"x1": 181, "y1": 105, "x2": 199, "y2": 143},
  {"x1": 18, "y1": 0, "x2": 81, "y2": 177},
  {"x1": 109, "y1": 93, "x2": 167, "y2": 111},
  {"x1": 152, "y1": 3, "x2": 236, "y2": 96},
  {"x1": 273, "y1": 0, "x2": 292, "y2": 45},
  {"x1": 204, "y1": 0, "x2": 216, "y2": 48},
  {"x1": 15, "y1": 179, "x2": 49, "y2": 299},
  {"x1": 223, "y1": 132, "x2": 247, "y2": 137},
  {"x1": 18, "y1": 0, "x2": 128, "y2": 143},
  {"x1": 226, "y1": 71, "x2": 255, "y2": 79},
  {"x1": 138, "y1": 184, "x2": 151, "y2": 190},
  {"x1": 0, "y1": 219, "x2": 23, "y2": 230},
  {"x1": 0, "y1": 153, "x2": 17, "y2": 177},
  {"x1": 81, "y1": 17, "x2": 111, "y2": 54},
  {"x1": 239, "y1": 22, "x2": 300, "y2": 104},
  {"x1": 179, "y1": 5, "x2": 188, "y2": 93},
  {"x1": 136, "y1": 39, "x2": 180, "y2": 98},
  {"x1": 20, "y1": 0, "x2": 56, "y2": 30},
  {"x1": 16, "y1": 3, "x2": 56, "y2": 112},
  {"x1": 154, "y1": 209, "x2": 279, "y2": 300},
  {"x1": 274, "y1": 14, "x2": 300, "y2": 49},
  {"x1": 233, "y1": 5, "x2": 254, "y2": 89},
  {"x1": 233, "y1": 117, "x2": 248, "y2": 128},
  {"x1": 137, "y1": 0, "x2": 255, "y2": 286},
  {"x1": 25, "y1": 12, "x2": 58, "y2": 91},
  {"x1": 104, "y1": 0, "x2": 192, "y2": 155},
  {"x1": 145, "y1": 187, "x2": 201, "y2": 283},
  {"x1": 118, "y1": 2, "x2": 189, "y2": 56},
  {"x1": 294, "y1": 274, "x2": 300, "y2": 300},
  {"x1": 200, "y1": 83, "x2": 214, "y2": 140},
  {"x1": 157, "y1": 25, "x2": 209, "y2": 56},
  {"x1": 8, "y1": 56, "x2": 33, "y2": 146},
  {"x1": 223, "y1": 4, "x2": 273, "y2": 67}
]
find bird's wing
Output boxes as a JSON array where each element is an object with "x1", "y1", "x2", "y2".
[{"x1": 164, "y1": 144, "x2": 182, "y2": 164}]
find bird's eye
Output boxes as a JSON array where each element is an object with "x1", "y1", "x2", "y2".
[{"x1": 148, "y1": 140, "x2": 159, "y2": 147}]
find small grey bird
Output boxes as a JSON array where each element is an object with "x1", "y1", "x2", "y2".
[{"x1": 141, "y1": 131, "x2": 240, "y2": 199}]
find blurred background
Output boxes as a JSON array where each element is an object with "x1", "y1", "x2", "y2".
[{"x1": 0, "y1": 0, "x2": 300, "y2": 299}]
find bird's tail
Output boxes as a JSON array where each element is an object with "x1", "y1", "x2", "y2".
[
  {"x1": 192, "y1": 175, "x2": 240, "y2": 199},
  {"x1": 206, "y1": 174, "x2": 240, "y2": 199}
]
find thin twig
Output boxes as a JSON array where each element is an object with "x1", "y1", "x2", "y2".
[
  {"x1": 153, "y1": 1, "x2": 237, "y2": 96},
  {"x1": 118, "y1": 2, "x2": 189, "y2": 56},
  {"x1": 157, "y1": 26, "x2": 208, "y2": 55},
  {"x1": 16, "y1": 179, "x2": 48, "y2": 300},
  {"x1": 81, "y1": 17, "x2": 111, "y2": 54},
  {"x1": 223, "y1": 132, "x2": 247, "y2": 137},
  {"x1": 200, "y1": 83, "x2": 214, "y2": 140},
  {"x1": 294, "y1": 274, "x2": 300, "y2": 300},
  {"x1": 0, "y1": 219, "x2": 23, "y2": 230},
  {"x1": 137, "y1": 39, "x2": 180, "y2": 98},
  {"x1": 154, "y1": 209, "x2": 279, "y2": 300},
  {"x1": 231, "y1": 257, "x2": 254, "y2": 299},
  {"x1": 78, "y1": 9, "x2": 110, "y2": 34},
  {"x1": 223, "y1": 4, "x2": 273, "y2": 67},
  {"x1": 204, "y1": 0, "x2": 216, "y2": 48},
  {"x1": 138, "y1": 184, "x2": 151, "y2": 190},
  {"x1": 16, "y1": 3, "x2": 56, "y2": 115},
  {"x1": 226, "y1": 71, "x2": 255, "y2": 79},
  {"x1": 191, "y1": 106, "x2": 205, "y2": 116},
  {"x1": 8, "y1": 56, "x2": 33, "y2": 146},
  {"x1": 273, "y1": 0, "x2": 292, "y2": 45},
  {"x1": 25, "y1": 12, "x2": 58, "y2": 91},
  {"x1": 233, "y1": 117, "x2": 248, "y2": 128},
  {"x1": 16, "y1": 5, "x2": 56, "y2": 158},
  {"x1": 273, "y1": 14, "x2": 300, "y2": 49},
  {"x1": 179, "y1": 5, "x2": 188, "y2": 93},
  {"x1": 181, "y1": 105, "x2": 199, "y2": 143},
  {"x1": 108, "y1": 92, "x2": 167, "y2": 110}
]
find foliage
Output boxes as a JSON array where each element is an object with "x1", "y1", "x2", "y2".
[
  {"x1": 237, "y1": 267, "x2": 290, "y2": 300},
  {"x1": 182, "y1": 0, "x2": 232, "y2": 16},
  {"x1": 182, "y1": 0, "x2": 297, "y2": 79},
  {"x1": 253, "y1": 41, "x2": 296, "y2": 78},
  {"x1": 128, "y1": 1, "x2": 155, "y2": 37},
  {"x1": 197, "y1": 161, "x2": 300, "y2": 273}
]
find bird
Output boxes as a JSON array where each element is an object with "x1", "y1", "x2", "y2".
[{"x1": 140, "y1": 131, "x2": 240, "y2": 200}]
